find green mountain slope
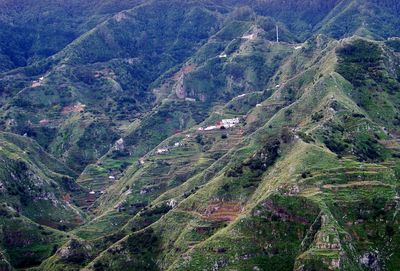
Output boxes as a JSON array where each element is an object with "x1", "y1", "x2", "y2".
[
  {"x1": 316, "y1": 0, "x2": 400, "y2": 39},
  {"x1": 0, "y1": 0, "x2": 147, "y2": 71},
  {"x1": 0, "y1": 132, "x2": 85, "y2": 228},
  {"x1": 0, "y1": 0, "x2": 400, "y2": 270},
  {"x1": 36, "y1": 36, "x2": 400, "y2": 271},
  {"x1": 0, "y1": 132, "x2": 88, "y2": 269}
]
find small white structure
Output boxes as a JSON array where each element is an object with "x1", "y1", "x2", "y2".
[
  {"x1": 205, "y1": 125, "x2": 218, "y2": 131},
  {"x1": 237, "y1": 94, "x2": 246, "y2": 98},
  {"x1": 217, "y1": 118, "x2": 240, "y2": 128},
  {"x1": 89, "y1": 191, "x2": 96, "y2": 195},
  {"x1": 31, "y1": 76, "x2": 45, "y2": 88},
  {"x1": 174, "y1": 142, "x2": 181, "y2": 147},
  {"x1": 198, "y1": 118, "x2": 241, "y2": 131},
  {"x1": 219, "y1": 53, "x2": 227, "y2": 58},
  {"x1": 256, "y1": 104, "x2": 262, "y2": 107},
  {"x1": 156, "y1": 148, "x2": 169, "y2": 154},
  {"x1": 242, "y1": 34, "x2": 255, "y2": 40},
  {"x1": 109, "y1": 176, "x2": 115, "y2": 180},
  {"x1": 294, "y1": 46, "x2": 303, "y2": 50},
  {"x1": 185, "y1": 97, "x2": 196, "y2": 102},
  {"x1": 167, "y1": 199, "x2": 178, "y2": 208},
  {"x1": 114, "y1": 138, "x2": 125, "y2": 151}
]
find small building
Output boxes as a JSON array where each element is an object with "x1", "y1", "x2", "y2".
[
  {"x1": 167, "y1": 199, "x2": 178, "y2": 208},
  {"x1": 174, "y1": 142, "x2": 181, "y2": 147},
  {"x1": 31, "y1": 80, "x2": 41, "y2": 88},
  {"x1": 205, "y1": 125, "x2": 217, "y2": 131},
  {"x1": 242, "y1": 33, "x2": 255, "y2": 40},
  {"x1": 156, "y1": 148, "x2": 169, "y2": 154},
  {"x1": 87, "y1": 191, "x2": 97, "y2": 203},
  {"x1": 216, "y1": 118, "x2": 240, "y2": 129},
  {"x1": 114, "y1": 138, "x2": 125, "y2": 151}
]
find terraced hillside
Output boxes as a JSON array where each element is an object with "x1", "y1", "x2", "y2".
[
  {"x1": 58, "y1": 36, "x2": 396, "y2": 271},
  {"x1": 0, "y1": 0, "x2": 399, "y2": 270}
]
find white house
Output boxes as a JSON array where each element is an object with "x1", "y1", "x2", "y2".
[
  {"x1": 217, "y1": 118, "x2": 240, "y2": 128},
  {"x1": 205, "y1": 125, "x2": 218, "y2": 131},
  {"x1": 156, "y1": 148, "x2": 169, "y2": 154}
]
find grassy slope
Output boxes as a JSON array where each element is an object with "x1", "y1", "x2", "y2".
[
  {"x1": 315, "y1": 0, "x2": 400, "y2": 39},
  {"x1": 70, "y1": 19, "x2": 295, "y2": 240},
  {"x1": 0, "y1": 0, "x2": 223, "y2": 172},
  {"x1": 0, "y1": 206, "x2": 70, "y2": 270},
  {"x1": 68, "y1": 36, "x2": 400, "y2": 271},
  {"x1": 0, "y1": 132, "x2": 86, "y2": 229},
  {"x1": 0, "y1": 132, "x2": 89, "y2": 269}
]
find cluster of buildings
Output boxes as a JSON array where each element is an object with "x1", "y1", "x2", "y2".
[{"x1": 198, "y1": 117, "x2": 241, "y2": 131}]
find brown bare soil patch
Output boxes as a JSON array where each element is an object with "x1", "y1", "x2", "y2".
[
  {"x1": 173, "y1": 64, "x2": 195, "y2": 81},
  {"x1": 379, "y1": 139, "x2": 400, "y2": 150},
  {"x1": 62, "y1": 103, "x2": 86, "y2": 115},
  {"x1": 31, "y1": 81, "x2": 42, "y2": 88},
  {"x1": 202, "y1": 201, "x2": 242, "y2": 221},
  {"x1": 39, "y1": 119, "x2": 50, "y2": 125}
]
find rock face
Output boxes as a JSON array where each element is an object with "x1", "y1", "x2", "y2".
[
  {"x1": 360, "y1": 252, "x2": 381, "y2": 271},
  {"x1": 57, "y1": 239, "x2": 92, "y2": 265},
  {"x1": 174, "y1": 75, "x2": 186, "y2": 99},
  {"x1": 114, "y1": 138, "x2": 125, "y2": 151}
]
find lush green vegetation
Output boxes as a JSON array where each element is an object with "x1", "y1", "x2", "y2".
[{"x1": 0, "y1": 1, "x2": 400, "y2": 270}]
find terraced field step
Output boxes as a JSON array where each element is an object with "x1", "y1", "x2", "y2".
[
  {"x1": 299, "y1": 164, "x2": 391, "y2": 180},
  {"x1": 318, "y1": 165, "x2": 390, "y2": 173},
  {"x1": 300, "y1": 172, "x2": 389, "y2": 186},
  {"x1": 322, "y1": 180, "x2": 393, "y2": 189},
  {"x1": 202, "y1": 202, "x2": 243, "y2": 222}
]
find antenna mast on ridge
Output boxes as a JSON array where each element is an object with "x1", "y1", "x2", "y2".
[{"x1": 276, "y1": 24, "x2": 279, "y2": 43}]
